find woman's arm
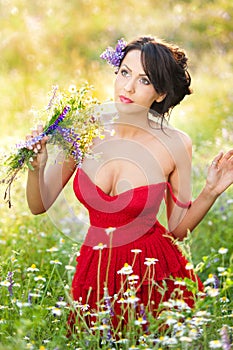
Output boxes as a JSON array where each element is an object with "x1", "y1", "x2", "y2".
[
  {"x1": 168, "y1": 146, "x2": 233, "y2": 240},
  {"x1": 26, "y1": 126, "x2": 76, "y2": 214}
]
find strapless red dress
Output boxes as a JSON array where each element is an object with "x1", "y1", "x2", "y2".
[{"x1": 70, "y1": 168, "x2": 203, "y2": 327}]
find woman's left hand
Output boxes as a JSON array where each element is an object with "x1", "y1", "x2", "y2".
[{"x1": 206, "y1": 150, "x2": 233, "y2": 197}]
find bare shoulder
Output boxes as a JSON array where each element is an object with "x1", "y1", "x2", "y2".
[
  {"x1": 166, "y1": 127, "x2": 192, "y2": 163},
  {"x1": 149, "y1": 123, "x2": 192, "y2": 151},
  {"x1": 169, "y1": 127, "x2": 192, "y2": 149}
]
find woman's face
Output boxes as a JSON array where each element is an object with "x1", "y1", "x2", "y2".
[{"x1": 114, "y1": 50, "x2": 164, "y2": 114}]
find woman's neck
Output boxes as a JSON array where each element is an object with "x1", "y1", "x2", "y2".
[{"x1": 114, "y1": 110, "x2": 150, "y2": 137}]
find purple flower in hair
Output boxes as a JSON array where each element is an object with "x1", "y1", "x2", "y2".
[{"x1": 100, "y1": 38, "x2": 127, "y2": 67}]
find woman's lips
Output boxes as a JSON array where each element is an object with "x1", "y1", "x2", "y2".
[{"x1": 119, "y1": 95, "x2": 133, "y2": 104}]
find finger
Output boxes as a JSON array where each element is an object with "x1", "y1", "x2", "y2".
[
  {"x1": 37, "y1": 124, "x2": 44, "y2": 133},
  {"x1": 222, "y1": 149, "x2": 233, "y2": 161},
  {"x1": 211, "y1": 151, "x2": 223, "y2": 167},
  {"x1": 32, "y1": 130, "x2": 39, "y2": 137},
  {"x1": 26, "y1": 135, "x2": 33, "y2": 150},
  {"x1": 37, "y1": 125, "x2": 49, "y2": 147},
  {"x1": 36, "y1": 143, "x2": 41, "y2": 151},
  {"x1": 29, "y1": 130, "x2": 40, "y2": 152},
  {"x1": 40, "y1": 134, "x2": 49, "y2": 145},
  {"x1": 26, "y1": 134, "x2": 32, "y2": 140}
]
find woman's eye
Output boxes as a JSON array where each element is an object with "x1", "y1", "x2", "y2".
[
  {"x1": 139, "y1": 77, "x2": 150, "y2": 85},
  {"x1": 121, "y1": 69, "x2": 130, "y2": 77}
]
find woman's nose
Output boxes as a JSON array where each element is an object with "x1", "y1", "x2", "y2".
[{"x1": 124, "y1": 78, "x2": 135, "y2": 93}]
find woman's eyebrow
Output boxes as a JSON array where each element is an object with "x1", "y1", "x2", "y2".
[
  {"x1": 122, "y1": 64, "x2": 147, "y2": 76},
  {"x1": 122, "y1": 64, "x2": 132, "y2": 72}
]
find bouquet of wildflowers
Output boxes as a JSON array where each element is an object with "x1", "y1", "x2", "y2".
[{"x1": 1, "y1": 83, "x2": 104, "y2": 208}]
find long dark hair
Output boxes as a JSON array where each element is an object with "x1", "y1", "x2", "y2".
[{"x1": 119, "y1": 36, "x2": 192, "y2": 123}]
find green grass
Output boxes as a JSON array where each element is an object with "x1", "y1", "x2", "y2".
[{"x1": 0, "y1": 195, "x2": 232, "y2": 349}]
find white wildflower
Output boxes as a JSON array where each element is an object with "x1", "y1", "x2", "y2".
[
  {"x1": 205, "y1": 286, "x2": 220, "y2": 297},
  {"x1": 128, "y1": 274, "x2": 139, "y2": 281},
  {"x1": 174, "y1": 280, "x2": 186, "y2": 286},
  {"x1": 144, "y1": 257, "x2": 159, "y2": 266},
  {"x1": 218, "y1": 247, "x2": 228, "y2": 254},
  {"x1": 68, "y1": 84, "x2": 77, "y2": 93},
  {"x1": 27, "y1": 264, "x2": 39, "y2": 272},
  {"x1": 51, "y1": 307, "x2": 62, "y2": 316},
  {"x1": 203, "y1": 274, "x2": 216, "y2": 285},
  {"x1": 185, "y1": 262, "x2": 194, "y2": 270},
  {"x1": 179, "y1": 336, "x2": 193, "y2": 342},
  {"x1": 131, "y1": 249, "x2": 142, "y2": 254},
  {"x1": 125, "y1": 295, "x2": 140, "y2": 304},
  {"x1": 93, "y1": 243, "x2": 107, "y2": 250},
  {"x1": 50, "y1": 260, "x2": 62, "y2": 265},
  {"x1": 16, "y1": 301, "x2": 31, "y2": 308},
  {"x1": 56, "y1": 301, "x2": 67, "y2": 307},
  {"x1": 0, "y1": 280, "x2": 10, "y2": 287},
  {"x1": 105, "y1": 227, "x2": 116, "y2": 235},
  {"x1": 46, "y1": 246, "x2": 59, "y2": 252},
  {"x1": 134, "y1": 317, "x2": 147, "y2": 325},
  {"x1": 209, "y1": 340, "x2": 222, "y2": 348},
  {"x1": 117, "y1": 263, "x2": 133, "y2": 275},
  {"x1": 34, "y1": 275, "x2": 46, "y2": 282}
]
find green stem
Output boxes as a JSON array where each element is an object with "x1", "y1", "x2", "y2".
[
  {"x1": 40, "y1": 265, "x2": 56, "y2": 306},
  {"x1": 97, "y1": 249, "x2": 102, "y2": 312}
]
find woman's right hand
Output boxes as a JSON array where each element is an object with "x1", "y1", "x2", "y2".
[{"x1": 26, "y1": 125, "x2": 49, "y2": 170}]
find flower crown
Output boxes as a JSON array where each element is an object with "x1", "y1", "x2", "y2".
[{"x1": 100, "y1": 38, "x2": 127, "y2": 68}]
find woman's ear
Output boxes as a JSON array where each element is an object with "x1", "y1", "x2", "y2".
[{"x1": 155, "y1": 93, "x2": 167, "y2": 103}]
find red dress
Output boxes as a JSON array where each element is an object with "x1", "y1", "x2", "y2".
[{"x1": 70, "y1": 168, "x2": 203, "y2": 327}]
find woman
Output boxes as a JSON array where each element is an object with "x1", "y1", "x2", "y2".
[{"x1": 26, "y1": 36, "x2": 233, "y2": 329}]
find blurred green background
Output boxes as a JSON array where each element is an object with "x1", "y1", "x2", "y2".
[
  {"x1": 1, "y1": 0, "x2": 232, "y2": 139},
  {"x1": 0, "y1": 0, "x2": 233, "y2": 261}
]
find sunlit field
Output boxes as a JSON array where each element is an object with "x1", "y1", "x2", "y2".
[{"x1": 0, "y1": 0, "x2": 232, "y2": 349}]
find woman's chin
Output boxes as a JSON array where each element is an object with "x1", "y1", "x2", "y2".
[{"x1": 115, "y1": 101, "x2": 147, "y2": 116}]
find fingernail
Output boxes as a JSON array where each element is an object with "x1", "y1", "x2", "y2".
[
  {"x1": 34, "y1": 148, "x2": 38, "y2": 153},
  {"x1": 37, "y1": 144, "x2": 41, "y2": 150}
]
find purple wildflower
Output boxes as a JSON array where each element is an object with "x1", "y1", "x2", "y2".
[
  {"x1": 220, "y1": 326, "x2": 231, "y2": 350},
  {"x1": 100, "y1": 38, "x2": 127, "y2": 67},
  {"x1": 18, "y1": 155, "x2": 25, "y2": 167},
  {"x1": 46, "y1": 85, "x2": 58, "y2": 111},
  {"x1": 16, "y1": 106, "x2": 71, "y2": 150},
  {"x1": 104, "y1": 288, "x2": 114, "y2": 317},
  {"x1": 139, "y1": 303, "x2": 148, "y2": 332},
  {"x1": 56, "y1": 126, "x2": 83, "y2": 165},
  {"x1": 27, "y1": 292, "x2": 32, "y2": 305},
  {"x1": 7, "y1": 271, "x2": 14, "y2": 297},
  {"x1": 106, "y1": 327, "x2": 112, "y2": 342},
  {"x1": 44, "y1": 106, "x2": 71, "y2": 135},
  {"x1": 213, "y1": 274, "x2": 220, "y2": 289}
]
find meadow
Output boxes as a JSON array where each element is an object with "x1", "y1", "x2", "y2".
[{"x1": 0, "y1": 0, "x2": 233, "y2": 349}]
